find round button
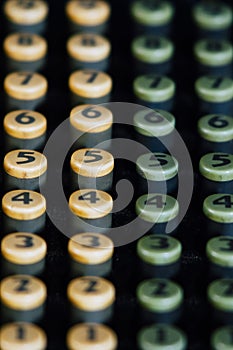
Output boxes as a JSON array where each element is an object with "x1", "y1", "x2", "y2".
[
  {"x1": 70, "y1": 104, "x2": 113, "y2": 133},
  {"x1": 134, "y1": 74, "x2": 175, "y2": 102},
  {"x1": 1, "y1": 232, "x2": 47, "y2": 265},
  {"x1": 195, "y1": 76, "x2": 233, "y2": 103},
  {"x1": 131, "y1": 0, "x2": 174, "y2": 26},
  {"x1": 132, "y1": 35, "x2": 174, "y2": 64},
  {"x1": 2, "y1": 190, "x2": 46, "y2": 220},
  {"x1": 4, "y1": 110, "x2": 47, "y2": 139},
  {"x1": 211, "y1": 326, "x2": 233, "y2": 350},
  {"x1": 4, "y1": 150, "x2": 47, "y2": 179},
  {"x1": 137, "y1": 153, "x2": 178, "y2": 181},
  {"x1": 0, "y1": 322, "x2": 47, "y2": 350},
  {"x1": 136, "y1": 193, "x2": 179, "y2": 223},
  {"x1": 194, "y1": 39, "x2": 233, "y2": 67},
  {"x1": 67, "y1": 323, "x2": 117, "y2": 350},
  {"x1": 68, "y1": 232, "x2": 114, "y2": 265},
  {"x1": 137, "y1": 324, "x2": 187, "y2": 350},
  {"x1": 208, "y1": 278, "x2": 233, "y2": 311},
  {"x1": 69, "y1": 70, "x2": 112, "y2": 98},
  {"x1": 66, "y1": 0, "x2": 110, "y2": 26},
  {"x1": 69, "y1": 189, "x2": 113, "y2": 219},
  {"x1": 4, "y1": 0, "x2": 49, "y2": 25},
  {"x1": 206, "y1": 236, "x2": 233, "y2": 268},
  {"x1": 4, "y1": 72, "x2": 48, "y2": 100},
  {"x1": 197, "y1": 114, "x2": 233, "y2": 143},
  {"x1": 193, "y1": 2, "x2": 232, "y2": 31},
  {"x1": 67, "y1": 276, "x2": 115, "y2": 311},
  {"x1": 1, "y1": 275, "x2": 46, "y2": 310},
  {"x1": 4, "y1": 33, "x2": 47, "y2": 62},
  {"x1": 134, "y1": 109, "x2": 175, "y2": 137},
  {"x1": 203, "y1": 193, "x2": 233, "y2": 223},
  {"x1": 199, "y1": 153, "x2": 233, "y2": 182},
  {"x1": 71, "y1": 148, "x2": 114, "y2": 178},
  {"x1": 137, "y1": 234, "x2": 182, "y2": 266},
  {"x1": 67, "y1": 33, "x2": 111, "y2": 62},
  {"x1": 137, "y1": 278, "x2": 183, "y2": 312}
]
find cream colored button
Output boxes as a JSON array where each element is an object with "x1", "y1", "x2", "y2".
[
  {"x1": 4, "y1": 150, "x2": 47, "y2": 179},
  {"x1": 70, "y1": 104, "x2": 113, "y2": 133},
  {"x1": 4, "y1": 72, "x2": 48, "y2": 100},
  {"x1": 67, "y1": 323, "x2": 117, "y2": 350},
  {"x1": 66, "y1": 0, "x2": 110, "y2": 26},
  {"x1": 4, "y1": 110, "x2": 47, "y2": 139},
  {"x1": 68, "y1": 232, "x2": 114, "y2": 264},
  {"x1": 4, "y1": 0, "x2": 49, "y2": 25},
  {"x1": 1, "y1": 232, "x2": 47, "y2": 265},
  {"x1": 69, "y1": 70, "x2": 112, "y2": 98},
  {"x1": 2, "y1": 190, "x2": 46, "y2": 220},
  {"x1": 69, "y1": 189, "x2": 113, "y2": 219},
  {"x1": 4, "y1": 33, "x2": 47, "y2": 62},
  {"x1": 1, "y1": 275, "x2": 46, "y2": 310},
  {"x1": 67, "y1": 276, "x2": 115, "y2": 311},
  {"x1": 67, "y1": 33, "x2": 111, "y2": 62},
  {"x1": 71, "y1": 148, "x2": 114, "y2": 178},
  {"x1": 0, "y1": 322, "x2": 47, "y2": 350}
]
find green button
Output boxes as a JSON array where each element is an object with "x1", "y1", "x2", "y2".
[
  {"x1": 131, "y1": 0, "x2": 174, "y2": 26},
  {"x1": 134, "y1": 74, "x2": 175, "y2": 102},
  {"x1": 194, "y1": 39, "x2": 233, "y2": 67},
  {"x1": 203, "y1": 194, "x2": 233, "y2": 223},
  {"x1": 211, "y1": 326, "x2": 233, "y2": 350},
  {"x1": 208, "y1": 279, "x2": 233, "y2": 311},
  {"x1": 137, "y1": 234, "x2": 182, "y2": 265},
  {"x1": 206, "y1": 236, "x2": 233, "y2": 268},
  {"x1": 134, "y1": 109, "x2": 175, "y2": 137},
  {"x1": 137, "y1": 278, "x2": 183, "y2": 312},
  {"x1": 136, "y1": 153, "x2": 178, "y2": 181},
  {"x1": 132, "y1": 35, "x2": 174, "y2": 64},
  {"x1": 197, "y1": 114, "x2": 233, "y2": 143},
  {"x1": 195, "y1": 76, "x2": 233, "y2": 103},
  {"x1": 136, "y1": 193, "x2": 179, "y2": 223},
  {"x1": 138, "y1": 324, "x2": 187, "y2": 350},
  {"x1": 193, "y1": 2, "x2": 233, "y2": 30},
  {"x1": 199, "y1": 153, "x2": 233, "y2": 182}
]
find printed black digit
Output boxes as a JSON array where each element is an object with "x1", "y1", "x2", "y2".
[
  {"x1": 12, "y1": 192, "x2": 33, "y2": 205},
  {"x1": 145, "y1": 195, "x2": 166, "y2": 208},
  {"x1": 84, "y1": 279, "x2": 98, "y2": 293},
  {"x1": 18, "y1": 73, "x2": 34, "y2": 85},
  {"x1": 151, "y1": 281, "x2": 168, "y2": 296},
  {"x1": 223, "y1": 281, "x2": 233, "y2": 296},
  {"x1": 84, "y1": 150, "x2": 103, "y2": 163},
  {"x1": 16, "y1": 325, "x2": 26, "y2": 340},
  {"x1": 83, "y1": 71, "x2": 98, "y2": 83},
  {"x1": 219, "y1": 238, "x2": 233, "y2": 251},
  {"x1": 83, "y1": 234, "x2": 101, "y2": 247},
  {"x1": 78, "y1": 191, "x2": 100, "y2": 204},
  {"x1": 213, "y1": 195, "x2": 233, "y2": 208},
  {"x1": 14, "y1": 278, "x2": 30, "y2": 292},
  {"x1": 82, "y1": 106, "x2": 101, "y2": 118},
  {"x1": 16, "y1": 235, "x2": 34, "y2": 248},
  {"x1": 16, "y1": 151, "x2": 36, "y2": 164},
  {"x1": 149, "y1": 154, "x2": 168, "y2": 167},
  {"x1": 15, "y1": 112, "x2": 35, "y2": 125},
  {"x1": 144, "y1": 111, "x2": 164, "y2": 123},
  {"x1": 149, "y1": 236, "x2": 169, "y2": 249}
]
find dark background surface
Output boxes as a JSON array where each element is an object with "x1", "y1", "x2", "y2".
[{"x1": 0, "y1": 0, "x2": 233, "y2": 349}]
